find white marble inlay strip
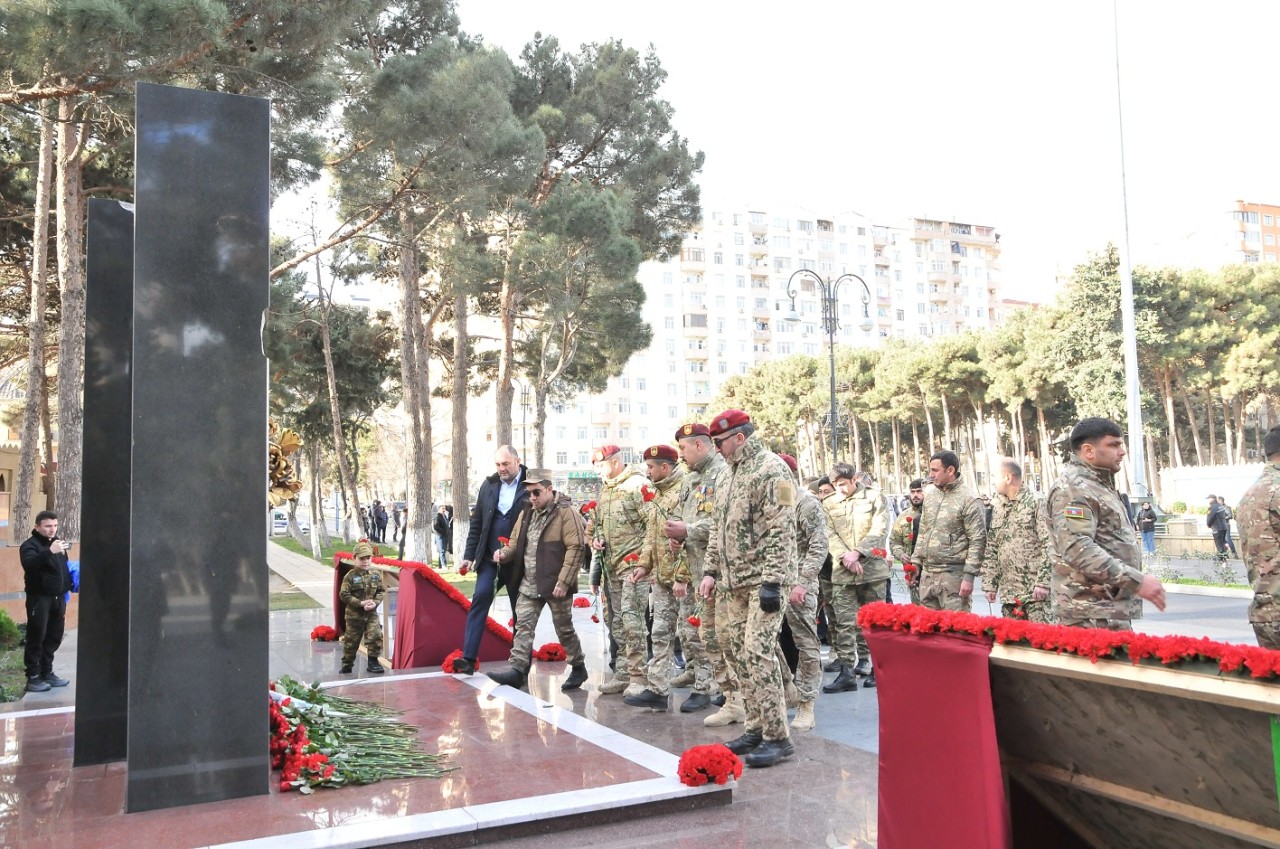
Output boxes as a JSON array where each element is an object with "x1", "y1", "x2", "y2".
[{"x1": 1, "y1": 704, "x2": 76, "y2": 720}]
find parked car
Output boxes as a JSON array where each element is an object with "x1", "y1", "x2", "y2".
[{"x1": 271, "y1": 511, "x2": 310, "y2": 535}]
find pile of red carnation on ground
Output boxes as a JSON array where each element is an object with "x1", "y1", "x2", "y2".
[
  {"x1": 310, "y1": 625, "x2": 338, "y2": 642},
  {"x1": 677, "y1": 743, "x2": 742, "y2": 787},
  {"x1": 858, "y1": 601, "x2": 1280, "y2": 679}
]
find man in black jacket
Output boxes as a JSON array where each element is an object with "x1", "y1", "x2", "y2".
[
  {"x1": 452, "y1": 445, "x2": 527, "y2": 675},
  {"x1": 19, "y1": 510, "x2": 74, "y2": 692}
]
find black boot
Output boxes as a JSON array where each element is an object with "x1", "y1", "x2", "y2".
[
  {"x1": 823, "y1": 657, "x2": 843, "y2": 673},
  {"x1": 862, "y1": 671, "x2": 876, "y2": 689},
  {"x1": 680, "y1": 692, "x2": 712, "y2": 713},
  {"x1": 624, "y1": 689, "x2": 669, "y2": 709},
  {"x1": 452, "y1": 656, "x2": 476, "y2": 675},
  {"x1": 823, "y1": 664, "x2": 859, "y2": 694},
  {"x1": 852, "y1": 658, "x2": 872, "y2": 677},
  {"x1": 488, "y1": 667, "x2": 528, "y2": 689},
  {"x1": 562, "y1": 663, "x2": 588, "y2": 691},
  {"x1": 339, "y1": 662, "x2": 354, "y2": 674},
  {"x1": 744, "y1": 738, "x2": 795, "y2": 768},
  {"x1": 367, "y1": 657, "x2": 385, "y2": 674},
  {"x1": 724, "y1": 730, "x2": 763, "y2": 755}
]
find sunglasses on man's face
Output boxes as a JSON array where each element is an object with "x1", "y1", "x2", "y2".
[
  {"x1": 527, "y1": 488, "x2": 546, "y2": 497},
  {"x1": 713, "y1": 435, "x2": 735, "y2": 448}
]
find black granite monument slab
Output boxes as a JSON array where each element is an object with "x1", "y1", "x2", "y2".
[
  {"x1": 126, "y1": 82, "x2": 270, "y2": 813},
  {"x1": 76, "y1": 198, "x2": 135, "y2": 767}
]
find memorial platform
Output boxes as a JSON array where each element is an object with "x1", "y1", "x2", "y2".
[{"x1": 0, "y1": 671, "x2": 728, "y2": 849}]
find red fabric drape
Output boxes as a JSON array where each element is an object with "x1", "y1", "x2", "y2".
[
  {"x1": 867, "y1": 627, "x2": 1010, "y2": 849},
  {"x1": 392, "y1": 569, "x2": 511, "y2": 669}
]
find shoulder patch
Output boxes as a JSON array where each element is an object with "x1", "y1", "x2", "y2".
[
  {"x1": 777, "y1": 480, "x2": 796, "y2": 507},
  {"x1": 1064, "y1": 505, "x2": 1086, "y2": 519}
]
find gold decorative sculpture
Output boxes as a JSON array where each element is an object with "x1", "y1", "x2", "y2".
[{"x1": 269, "y1": 420, "x2": 304, "y2": 507}]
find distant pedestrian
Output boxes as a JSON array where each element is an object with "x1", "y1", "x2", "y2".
[
  {"x1": 19, "y1": 511, "x2": 73, "y2": 692},
  {"x1": 1137, "y1": 503, "x2": 1158, "y2": 555},
  {"x1": 1217, "y1": 496, "x2": 1238, "y2": 557},
  {"x1": 433, "y1": 505, "x2": 453, "y2": 568},
  {"x1": 1207, "y1": 495, "x2": 1232, "y2": 561},
  {"x1": 372, "y1": 500, "x2": 389, "y2": 543}
]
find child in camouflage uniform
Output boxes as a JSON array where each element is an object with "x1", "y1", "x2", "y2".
[{"x1": 339, "y1": 541, "x2": 386, "y2": 674}]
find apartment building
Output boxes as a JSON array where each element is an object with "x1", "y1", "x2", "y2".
[
  {"x1": 516, "y1": 204, "x2": 1005, "y2": 475},
  {"x1": 1229, "y1": 199, "x2": 1280, "y2": 263}
]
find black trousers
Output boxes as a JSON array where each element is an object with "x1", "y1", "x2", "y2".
[{"x1": 25, "y1": 593, "x2": 66, "y2": 679}]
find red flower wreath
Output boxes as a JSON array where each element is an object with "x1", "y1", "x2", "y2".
[
  {"x1": 310, "y1": 625, "x2": 339, "y2": 642},
  {"x1": 677, "y1": 743, "x2": 743, "y2": 787},
  {"x1": 572, "y1": 596, "x2": 592, "y2": 608},
  {"x1": 442, "y1": 649, "x2": 479, "y2": 673},
  {"x1": 532, "y1": 643, "x2": 567, "y2": 662}
]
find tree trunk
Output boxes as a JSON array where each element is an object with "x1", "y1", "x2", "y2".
[
  {"x1": 308, "y1": 444, "x2": 329, "y2": 557},
  {"x1": 911, "y1": 415, "x2": 922, "y2": 480},
  {"x1": 1160, "y1": 367, "x2": 1182, "y2": 467},
  {"x1": 964, "y1": 421, "x2": 979, "y2": 491},
  {"x1": 13, "y1": 108, "x2": 54, "y2": 543},
  {"x1": 1222, "y1": 397, "x2": 1235, "y2": 466},
  {"x1": 54, "y1": 101, "x2": 86, "y2": 541},
  {"x1": 396, "y1": 209, "x2": 431, "y2": 562},
  {"x1": 940, "y1": 390, "x2": 952, "y2": 448},
  {"x1": 40, "y1": 374, "x2": 55, "y2": 510},
  {"x1": 1235, "y1": 396, "x2": 1248, "y2": 464},
  {"x1": 1177, "y1": 384, "x2": 1205, "y2": 465},
  {"x1": 1146, "y1": 430, "x2": 1161, "y2": 503},
  {"x1": 1036, "y1": 405, "x2": 1056, "y2": 485},
  {"x1": 868, "y1": 419, "x2": 883, "y2": 485},
  {"x1": 890, "y1": 418, "x2": 902, "y2": 493},
  {"x1": 315, "y1": 264, "x2": 362, "y2": 541},
  {"x1": 451, "y1": 288, "x2": 471, "y2": 564},
  {"x1": 495, "y1": 235, "x2": 516, "y2": 447},
  {"x1": 921, "y1": 390, "x2": 936, "y2": 450},
  {"x1": 1205, "y1": 390, "x2": 1217, "y2": 465},
  {"x1": 851, "y1": 412, "x2": 862, "y2": 473},
  {"x1": 533, "y1": 383, "x2": 549, "y2": 468}
]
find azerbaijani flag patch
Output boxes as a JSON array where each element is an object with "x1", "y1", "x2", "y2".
[{"x1": 1064, "y1": 505, "x2": 1087, "y2": 519}]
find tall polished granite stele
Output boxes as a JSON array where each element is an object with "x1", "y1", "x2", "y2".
[{"x1": 82, "y1": 82, "x2": 271, "y2": 813}]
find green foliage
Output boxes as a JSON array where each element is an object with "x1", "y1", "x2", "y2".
[
  {"x1": 0, "y1": 609, "x2": 20, "y2": 650},
  {"x1": 1169, "y1": 501, "x2": 1187, "y2": 513}
]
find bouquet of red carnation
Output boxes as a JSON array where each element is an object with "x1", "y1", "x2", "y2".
[
  {"x1": 871, "y1": 547, "x2": 887, "y2": 558},
  {"x1": 1010, "y1": 598, "x2": 1028, "y2": 619},
  {"x1": 310, "y1": 625, "x2": 339, "y2": 642},
  {"x1": 442, "y1": 649, "x2": 478, "y2": 673},
  {"x1": 677, "y1": 743, "x2": 743, "y2": 787},
  {"x1": 572, "y1": 596, "x2": 592, "y2": 608},
  {"x1": 532, "y1": 642, "x2": 567, "y2": 662},
  {"x1": 498, "y1": 536, "x2": 510, "y2": 546},
  {"x1": 580, "y1": 500, "x2": 598, "y2": 515}
]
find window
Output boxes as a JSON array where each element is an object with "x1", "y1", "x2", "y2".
[
  {"x1": 799, "y1": 239, "x2": 812, "y2": 253},
  {"x1": 556, "y1": 451, "x2": 568, "y2": 465},
  {"x1": 663, "y1": 316, "x2": 674, "y2": 329},
  {"x1": 774, "y1": 235, "x2": 791, "y2": 249},
  {"x1": 1235, "y1": 210, "x2": 1261, "y2": 224},
  {"x1": 667, "y1": 383, "x2": 677, "y2": 395},
  {"x1": 736, "y1": 275, "x2": 746, "y2": 288},
  {"x1": 1266, "y1": 215, "x2": 1275, "y2": 226},
  {"x1": 668, "y1": 405, "x2": 678, "y2": 418},
  {"x1": 663, "y1": 272, "x2": 674, "y2": 285},
  {"x1": 718, "y1": 362, "x2": 728, "y2": 374},
  {"x1": 683, "y1": 247, "x2": 705, "y2": 262},
  {"x1": 577, "y1": 427, "x2": 588, "y2": 439},
  {"x1": 734, "y1": 233, "x2": 744, "y2": 245},
  {"x1": 665, "y1": 340, "x2": 676, "y2": 353},
  {"x1": 797, "y1": 220, "x2": 814, "y2": 233},
  {"x1": 577, "y1": 451, "x2": 589, "y2": 465},
  {"x1": 689, "y1": 291, "x2": 705, "y2": 306},
  {"x1": 638, "y1": 402, "x2": 647, "y2": 415},
  {"x1": 664, "y1": 292, "x2": 676, "y2": 306},
  {"x1": 896, "y1": 309, "x2": 905, "y2": 320},
  {"x1": 715, "y1": 295, "x2": 726, "y2": 309},
  {"x1": 917, "y1": 281, "x2": 925, "y2": 294},
  {"x1": 857, "y1": 227, "x2": 866, "y2": 236},
  {"x1": 687, "y1": 313, "x2": 708, "y2": 327},
  {"x1": 735, "y1": 254, "x2": 744, "y2": 266},
  {"x1": 593, "y1": 426, "x2": 608, "y2": 439},
  {"x1": 751, "y1": 211, "x2": 766, "y2": 224},
  {"x1": 755, "y1": 297, "x2": 767, "y2": 309},
  {"x1": 839, "y1": 242, "x2": 848, "y2": 254},
  {"x1": 1266, "y1": 233, "x2": 1275, "y2": 246},
  {"x1": 773, "y1": 216, "x2": 789, "y2": 229},
  {"x1": 618, "y1": 427, "x2": 629, "y2": 439},
  {"x1": 736, "y1": 297, "x2": 747, "y2": 310},
  {"x1": 858, "y1": 244, "x2": 867, "y2": 257},
  {"x1": 618, "y1": 399, "x2": 630, "y2": 413},
  {"x1": 917, "y1": 303, "x2": 925, "y2": 314},
  {"x1": 713, "y1": 251, "x2": 723, "y2": 264}
]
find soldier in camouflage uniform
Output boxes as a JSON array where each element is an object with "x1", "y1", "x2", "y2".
[
  {"x1": 623, "y1": 445, "x2": 701, "y2": 710},
  {"x1": 821, "y1": 462, "x2": 889, "y2": 692},
  {"x1": 338, "y1": 542, "x2": 385, "y2": 674},
  {"x1": 1235, "y1": 426, "x2": 1280, "y2": 648},
  {"x1": 666, "y1": 423, "x2": 739, "y2": 724},
  {"x1": 590, "y1": 444, "x2": 652, "y2": 696},
  {"x1": 777, "y1": 454, "x2": 828, "y2": 732},
  {"x1": 1046, "y1": 418, "x2": 1167, "y2": 629},
  {"x1": 982, "y1": 459, "x2": 1054, "y2": 622},
  {"x1": 889, "y1": 479, "x2": 925, "y2": 606},
  {"x1": 700, "y1": 410, "x2": 798, "y2": 769},
  {"x1": 915, "y1": 450, "x2": 987, "y2": 612}
]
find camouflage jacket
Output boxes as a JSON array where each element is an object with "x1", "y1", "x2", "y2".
[
  {"x1": 592, "y1": 463, "x2": 650, "y2": 578},
  {"x1": 795, "y1": 489, "x2": 829, "y2": 590},
  {"x1": 982, "y1": 487, "x2": 1052, "y2": 600},
  {"x1": 674, "y1": 450, "x2": 727, "y2": 582},
  {"x1": 339, "y1": 568, "x2": 385, "y2": 612},
  {"x1": 915, "y1": 478, "x2": 987, "y2": 576},
  {"x1": 640, "y1": 465, "x2": 691, "y2": 587},
  {"x1": 1237, "y1": 462, "x2": 1280, "y2": 615},
  {"x1": 889, "y1": 506, "x2": 922, "y2": 566},
  {"x1": 822, "y1": 485, "x2": 890, "y2": 585},
  {"x1": 1046, "y1": 455, "x2": 1145, "y2": 621},
  {"x1": 704, "y1": 434, "x2": 798, "y2": 590}
]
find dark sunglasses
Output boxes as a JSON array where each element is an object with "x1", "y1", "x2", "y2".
[
  {"x1": 713, "y1": 435, "x2": 735, "y2": 448},
  {"x1": 527, "y1": 488, "x2": 546, "y2": 497}
]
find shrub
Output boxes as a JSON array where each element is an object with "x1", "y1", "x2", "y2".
[
  {"x1": 0, "y1": 610, "x2": 19, "y2": 650},
  {"x1": 1169, "y1": 501, "x2": 1187, "y2": 514}
]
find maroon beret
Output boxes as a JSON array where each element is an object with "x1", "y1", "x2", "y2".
[
  {"x1": 778, "y1": 453, "x2": 798, "y2": 473},
  {"x1": 708, "y1": 409, "x2": 751, "y2": 437},
  {"x1": 644, "y1": 444, "x2": 679, "y2": 463},
  {"x1": 676, "y1": 423, "x2": 711, "y2": 440},
  {"x1": 591, "y1": 444, "x2": 621, "y2": 464}
]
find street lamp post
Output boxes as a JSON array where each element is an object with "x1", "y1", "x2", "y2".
[{"x1": 783, "y1": 270, "x2": 874, "y2": 466}]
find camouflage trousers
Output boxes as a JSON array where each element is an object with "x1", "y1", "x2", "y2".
[
  {"x1": 1057, "y1": 616, "x2": 1132, "y2": 631},
  {"x1": 700, "y1": 585, "x2": 740, "y2": 698},
  {"x1": 1250, "y1": 597, "x2": 1280, "y2": 650},
  {"x1": 602, "y1": 572, "x2": 651, "y2": 683},
  {"x1": 1001, "y1": 600, "x2": 1054, "y2": 623},
  {"x1": 919, "y1": 569, "x2": 972, "y2": 612},
  {"x1": 818, "y1": 574, "x2": 841, "y2": 651},
  {"x1": 650, "y1": 583, "x2": 712, "y2": 696},
  {"x1": 784, "y1": 589, "x2": 822, "y2": 703},
  {"x1": 341, "y1": 611, "x2": 383, "y2": 664},
  {"x1": 721, "y1": 585, "x2": 788, "y2": 741},
  {"x1": 509, "y1": 591, "x2": 585, "y2": 673},
  {"x1": 829, "y1": 578, "x2": 887, "y2": 665}
]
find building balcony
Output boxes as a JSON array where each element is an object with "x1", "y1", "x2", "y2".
[
  {"x1": 928, "y1": 289, "x2": 952, "y2": 304},
  {"x1": 927, "y1": 271, "x2": 949, "y2": 283},
  {"x1": 752, "y1": 328, "x2": 771, "y2": 340},
  {"x1": 872, "y1": 230, "x2": 888, "y2": 247},
  {"x1": 685, "y1": 346, "x2": 709, "y2": 360},
  {"x1": 874, "y1": 253, "x2": 891, "y2": 266},
  {"x1": 748, "y1": 217, "x2": 768, "y2": 235}
]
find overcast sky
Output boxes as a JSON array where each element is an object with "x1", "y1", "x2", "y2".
[{"x1": 454, "y1": 0, "x2": 1280, "y2": 300}]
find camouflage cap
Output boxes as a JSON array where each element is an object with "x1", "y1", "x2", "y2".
[
  {"x1": 524, "y1": 468, "x2": 554, "y2": 486},
  {"x1": 644, "y1": 444, "x2": 679, "y2": 463},
  {"x1": 708, "y1": 409, "x2": 751, "y2": 437},
  {"x1": 353, "y1": 541, "x2": 374, "y2": 558}
]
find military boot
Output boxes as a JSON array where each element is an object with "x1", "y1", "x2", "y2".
[
  {"x1": 852, "y1": 657, "x2": 872, "y2": 677},
  {"x1": 561, "y1": 663, "x2": 588, "y2": 691},
  {"x1": 862, "y1": 671, "x2": 876, "y2": 689},
  {"x1": 823, "y1": 656, "x2": 843, "y2": 673},
  {"x1": 671, "y1": 669, "x2": 696, "y2": 688},
  {"x1": 703, "y1": 694, "x2": 746, "y2": 727},
  {"x1": 744, "y1": 737, "x2": 795, "y2": 768},
  {"x1": 487, "y1": 667, "x2": 528, "y2": 689},
  {"x1": 367, "y1": 657, "x2": 385, "y2": 674},
  {"x1": 723, "y1": 730, "x2": 763, "y2": 755},
  {"x1": 783, "y1": 679, "x2": 800, "y2": 708},
  {"x1": 791, "y1": 701, "x2": 816, "y2": 732},
  {"x1": 598, "y1": 676, "x2": 629, "y2": 695},
  {"x1": 822, "y1": 664, "x2": 859, "y2": 694}
]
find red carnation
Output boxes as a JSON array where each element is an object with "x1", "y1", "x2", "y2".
[
  {"x1": 508, "y1": 617, "x2": 514, "y2": 627},
  {"x1": 871, "y1": 548, "x2": 887, "y2": 558},
  {"x1": 623, "y1": 552, "x2": 641, "y2": 563},
  {"x1": 687, "y1": 615, "x2": 701, "y2": 627},
  {"x1": 591, "y1": 614, "x2": 600, "y2": 623},
  {"x1": 442, "y1": 649, "x2": 478, "y2": 673},
  {"x1": 677, "y1": 744, "x2": 743, "y2": 787},
  {"x1": 532, "y1": 642, "x2": 567, "y2": 662},
  {"x1": 498, "y1": 536, "x2": 510, "y2": 546},
  {"x1": 458, "y1": 564, "x2": 469, "y2": 576},
  {"x1": 641, "y1": 485, "x2": 656, "y2": 502},
  {"x1": 572, "y1": 596, "x2": 592, "y2": 608}
]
